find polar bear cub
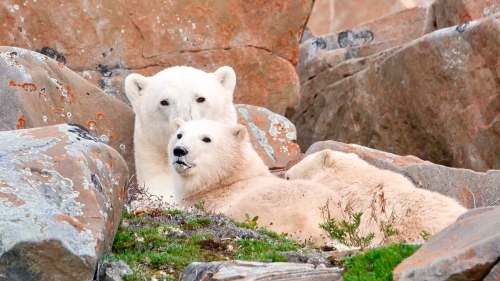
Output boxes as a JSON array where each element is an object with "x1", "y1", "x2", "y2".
[
  {"x1": 125, "y1": 66, "x2": 238, "y2": 203},
  {"x1": 169, "y1": 119, "x2": 340, "y2": 244},
  {"x1": 286, "y1": 150, "x2": 467, "y2": 243}
]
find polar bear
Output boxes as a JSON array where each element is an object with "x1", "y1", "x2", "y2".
[
  {"x1": 286, "y1": 150, "x2": 467, "y2": 244},
  {"x1": 169, "y1": 120, "x2": 468, "y2": 247},
  {"x1": 125, "y1": 66, "x2": 238, "y2": 203},
  {"x1": 169, "y1": 119, "x2": 337, "y2": 244}
]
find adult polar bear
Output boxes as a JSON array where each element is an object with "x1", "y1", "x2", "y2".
[
  {"x1": 125, "y1": 66, "x2": 237, "y2": 203},
  {"x1": 169, "y1": 120, "x2": 467, "y2": 246}
]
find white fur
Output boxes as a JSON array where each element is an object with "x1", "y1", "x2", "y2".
[
  {"x1": 169, "y1": 122, "x2": 467, "y2": 246},
  {"x1": 286, "y1": 150, "x2": 468, "y2": 244},
  {"x1": 125, "y1": 66, "x2": 238, "y2": 203}
]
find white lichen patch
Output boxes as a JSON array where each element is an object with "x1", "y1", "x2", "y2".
[{"x1": 0, "y1": 130, "x2": 95, "y2": 258}]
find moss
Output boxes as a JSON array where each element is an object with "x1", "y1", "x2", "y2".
[
  {"x1": 342, "y1": 243, "x2": 420, "y2": 281},
  {"x1": 110, "y1": 208, "x2": 299, "y2": 280},
  {"x1": 235, "y1": 237, "x2": 298, "y2": 262},
  {"x1": 185, "y1": 217, "x2": 213, "y2": 229}
]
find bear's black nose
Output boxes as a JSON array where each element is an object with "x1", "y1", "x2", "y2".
[{"x1": 173, "y1": 146, "x2": 188, "y2": 157}]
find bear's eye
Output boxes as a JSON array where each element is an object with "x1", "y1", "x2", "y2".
[
  {"x1": 196, "y1": 97, "x2": 206, "y2": 103},
  {"x1": 202, "y1": 137, "x2": 211, "y2": 143},
  {"x1": 177, "y1": 133, "x2": 182, "y2": 139},
  {"x1": 160, "y1": 99, "x2": 169, "y2": 106}
]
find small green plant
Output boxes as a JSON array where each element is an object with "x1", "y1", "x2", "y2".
[
  {"x1": 235, "y1": 213, "x2": 259, "y2": 230},
  {"x1": 381, "y1": 221, "x2": 399, "y2": 242},
  {"x1": 320, "y1": 212, "x2": 375, "y2": 250},
  {"x1": 235, "y1": 236, "x2": 298, "y2": 262},
  {"x1": 420, "y1": 230, "x2": 431, "y2": 241},
  {"x1": 193, "y1": 200, "x2": 206, "y2": 211},
  {"x1": 342, "y1": 243, "x2": 420, "y2": 281},
  {"x1": 185, "y1": 217, "x2": 213, "y2": 229},
  {"x1": 320, "y1": 201, "x2": 374, "y2": 249}
]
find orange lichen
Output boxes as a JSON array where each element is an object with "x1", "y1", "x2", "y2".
[
  {"x1": 54, "y1": 214, "x2": 85, "y2": 232},
  {"x1": 16, "y1": 115, "x2": 26, "y2": 129},
  {"x1": 7, "y1": 80, "x2": 37, "y2": 92},
  {"x1": 87, "y1": 120, "x2": 97, "y2": 130},
  {"x1": 96, "y1": 112, "x2": 105, "y2": 120}
]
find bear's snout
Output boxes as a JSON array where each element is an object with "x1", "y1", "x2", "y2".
[{"x1": 173, "y1": 146, "x2": 188, "y2": 157}]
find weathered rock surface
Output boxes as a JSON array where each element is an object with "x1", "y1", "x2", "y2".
[
  {"x1": 0, "y1": 46, "x2": 134, "y2": 169},
  {"x1": 298, "y1": 7, "x2": 429, "y2": 79},
  {"x1": 484, "y1": 262, "x2": 500, "y2": 281},
  {"x1": 0, "y1": 0, "x2": 313, "y2": 115},
  {"x1": 181, "y1": 261, "x2": 342, "y2": 281},
  {"x1": 424, "y1": 0, "x2": 500, "y2": 32},
  {"x1": 98, "y1": 260, "x2": 132, "y2": 281},
  {"x1": 307, "y1": 141, "x2": 500, "y2": 208},
  {"x1": 393, "y1": 206, "x2": 500, "y2": 281},
  {"x1": 293, "y1": 14, "x2": 500, "y2": 171},
  {"x1": 0, "y1": 124, "x2": 128, "y2": 281},
  {"x1": 307, "y1": 0, "x2": 432, "y2": 35},
  {"x1": 237, "y1": 104, "x2": 301, "y2": 173}
]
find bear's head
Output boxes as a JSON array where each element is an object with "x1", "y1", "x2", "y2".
[
  {"x1": 125, "y1": 66, "x2": 238, "y2": 141},
  {"x1": 168, "y1": 119, "x2": 249, "y2": 195},
  {"x1": 285, "y1": 149, "x2": 362, "y2": 180}
]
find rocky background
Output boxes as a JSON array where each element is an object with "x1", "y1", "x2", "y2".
[{"x1": 0, "y1": 0, "x2": 499, "y2": 280}]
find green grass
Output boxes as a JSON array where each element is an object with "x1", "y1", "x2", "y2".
[
  {"x1": 235, "y1": 235, "x2": 298, "y2": 262},
  {"x1": 109, "y1": 208, "x2": 300, "y2": 280},
  {"x1": 342, "y1": 243, "x2": 420, "y2": 281}
]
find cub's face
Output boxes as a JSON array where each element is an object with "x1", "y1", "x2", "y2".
[
  {"x1": 125, "y1": 66, "x2": 237, "y2": 134},
  {"x1": 168, "y1": 120, "x2": 247, "y2": 178}
]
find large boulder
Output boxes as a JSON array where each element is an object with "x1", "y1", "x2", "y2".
[
  {"x1": 0, "y1": 46, "x2": 134, "y2": 169},
  {"x1": 293, "y1": 14, "x2": 500, "y2": 171},
  {"x1": 307, "y1": 141, "x2": 500, "y2": 208},
  {"x1": 0, "y1": 124, "x2": 128, "y2": 281},
  {"x1": 181, "y1": 261, "x2": 342, "y2": 281},
  {"x1": 393, "y1": 206, "x2": 500, "y2": 280},
  {"x1": 237, "y1": 104, "x2": 301, "y2": 173},
  {"x1": 0, "y1": 0, "x2": 313, "y2": 115}
]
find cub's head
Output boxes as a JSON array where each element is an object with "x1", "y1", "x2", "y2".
[
  {"x1": 168, "y1": 119, "x2": 248, "y2": 191},
  {"x1": 285, "y1": 149, "x2": 362, "y2": 180},
  {"x1": 125, "y1": 66, "x2": 237, "y2": 130}
]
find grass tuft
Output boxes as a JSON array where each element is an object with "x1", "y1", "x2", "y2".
[{"x1": 342, "y1": 243, "x2": 420, "y2": 281}]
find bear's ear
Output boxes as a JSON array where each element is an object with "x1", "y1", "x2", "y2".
[
  {"x1": 231, "y1": 124, "x2": 247, "y2": 142},
  {"x1": 213, "y1": 66, "x2": 236, "y2": 94},
  {"x1": 174, "y1": 118, "x2": 185, "y2": 130},
  {"x1": 321, "y1": 150, "x2": 335, "y2": 168},
  {"x1": 124, "y1": 73, "x2": 148, "y2": 107}
]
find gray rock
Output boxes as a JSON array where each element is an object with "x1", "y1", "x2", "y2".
[
  {"x1": 306, "y1": 141, "x2": 500, "y2": 208},
  {"x1": 393, "y1": 206, "x2": 500, "y2": 281},
  {"x1": 98, "y1": 260, "x2": 132, "y2": 281},
  {"x1": 0, "y1": 124, "x2": 128, "y2": 281},
  {"x1": 484, "y1": 261, "x2": 500, "y2": 281},
  {"x1": 181, "y1": 261, "x2": 342, "y2": 281}
]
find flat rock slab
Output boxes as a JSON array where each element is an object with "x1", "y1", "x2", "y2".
[
  {"x1": 0, "y1": 46, "x2": 134, "y2": 170},
  {"x1": 393, "y1": 206, "x2": 500, "y2": 281},
  {"x1": 307, "y1": 141, "x2": 500, "y2": 208},
  {"x1": 0, "y1": 124, "x2": 128, "y2": 281},
  {"x1": 181, "y1": 261, "x2": 342, "y2": 281},
  {"x1": 237, "y1": 104, "x2": 301, "y2": 172}
]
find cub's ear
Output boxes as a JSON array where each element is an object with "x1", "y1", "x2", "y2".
[
  {"x1": 320, "y1": 150, "x2": 335, "y2": 168},
  {"x1": 231, "y1": 124, "x2": 247, "y2": 142},
  {"x1": 213, "y1": 66, "x2": 236, "y2": 95},
  {"x1": 124, "y1": 73, "x2": 148, "y2": 107},
  {"x1": 174, "y1": 118, "x2": 185, "y2": 130}
]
